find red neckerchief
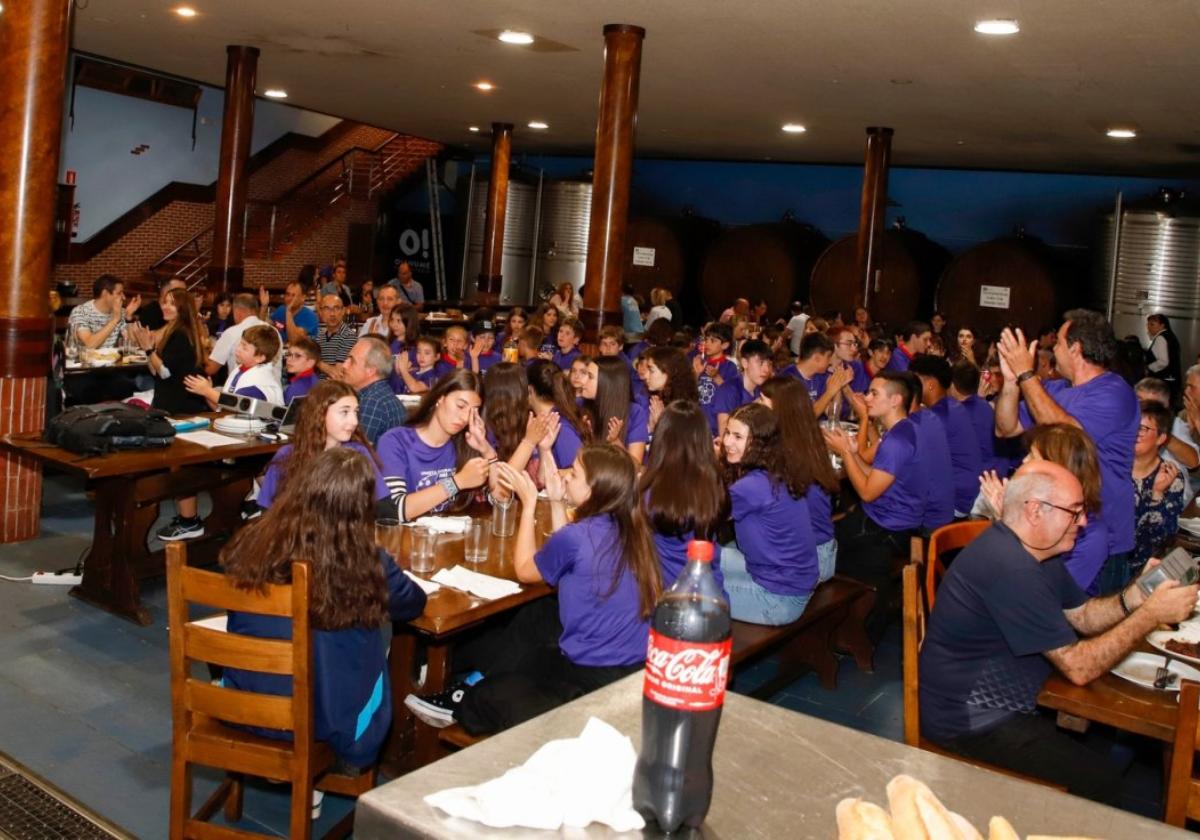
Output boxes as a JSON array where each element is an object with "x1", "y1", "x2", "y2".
[
  {"x1": 705, "y1": 354, "x2": 727, "y2": 366},
  {"x1": 238, "y1": 364, "x2": 252, "y2": 373},
  {"x1": 290, "y1": 368, "x2": 315, "y2": 380},
  {"x1": 900, "y1": 344, "x2": 914, "y2": 361},
  {"x1": 440, "y1": 353, "x2": 461, "y2": 367}
]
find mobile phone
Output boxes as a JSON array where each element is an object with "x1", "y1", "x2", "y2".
[{"x1": 1136, "y1": 547, "x2": 1200, "y2": 596}]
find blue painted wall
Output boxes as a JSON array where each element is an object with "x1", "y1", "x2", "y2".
[{"x1": 59, "y1": 59, "x2": 339, "y2": 240}]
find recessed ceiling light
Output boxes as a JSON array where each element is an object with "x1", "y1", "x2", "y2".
[
  {"x1": 974, "y1": 19, "x2": 1019, "y2": 35},
  {"x1": 781, "y1": 123, "x2": 807, "y2": 134},
  {"x1": 474, "y1": 81, "x2": 495, "y2": 92},
  {"x1": 528, "y1": 121, "x2": 549, "y2": 130},
  {"x1": 498, "y1": 30, "x2": 534, "y2": 45},
  {"x1": 263, "y1": 89, "x2": 288, "y2": 99},
  {"x1": 173, "y1": 5, "x2": 197, "y2": 18},
  {"x1": 468, "y1": 126, "x2": 480, "y2": 133},
  {"x1": 1106, "y1": 128, "x2": 1137, "y2": 139}
]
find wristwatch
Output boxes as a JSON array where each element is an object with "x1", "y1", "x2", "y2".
[
  {"x1": 438, "y1": 475, "x2": 459, "y2": 498},
  {"x1": 1015, "y1": 369, "x2": 1037, "y2": 385}
]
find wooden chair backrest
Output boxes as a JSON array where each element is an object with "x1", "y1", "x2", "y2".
[
  {"x1": 925, "y1": 520, "x2": 990, "y2": 608},
  {"x1": 1166, "y1": 679, "x2": 1200, "y2": 826},
  {"x1": 901, "y1": 562, "x2": 926, "y2": 748},
  {"x1": 166, "y1": 542, "x2": 314, "y2": 748}
]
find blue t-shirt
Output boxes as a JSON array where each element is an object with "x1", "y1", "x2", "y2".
[
  {"x1": 782, "y1": 365, "x2": 827, "y2": 406},
  {"x1": 258, "y1": 441, "x2": 389, "y2": 510},
  {"x1": 730, "y1": 470, "x2": 818, "y2": 595},
  {"x1": 535, "y1": 515, "x2": 650, "y2": 667},
  {"x1": 283, "y1": 370, "x2": 317, "y2": 404},
  {"x1": 919, "y1": 522, "x2": 1086, "y2": 743},
  {"x1": 552, "y1": 347, "x2": 581, "y2": 371},
  {"x1": 270, "y1": 305, "x2": 320, "y2": 339},
  {"x1": 806, "y1": 486, "x2": 835, "y2": 546},
  {"x1": 930, "y1": 396, "x2": 984, "y2": 515},
  {"x1": 862, "y1": 417, "x2": 924, "y2": 532},
  {"x1": 377, "y1": 425, "x2": 459, "y2": 520},
  {"x1": 711, "y1": 378, "x2": 759, "y2": 430},
  {"x1": 909, "y1": 410, "x2": 956, "y2": 530}
]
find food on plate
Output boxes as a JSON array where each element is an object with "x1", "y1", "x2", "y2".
[{"x1": 1164, "y1": 638, "x2": 1200, "y2": 658}]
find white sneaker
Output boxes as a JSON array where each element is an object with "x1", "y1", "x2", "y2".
[{"x1": 311, "y1": 790, "x2": 323, "y2": 820}]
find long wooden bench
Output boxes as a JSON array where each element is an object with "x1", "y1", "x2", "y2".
[{"x1": 437, "y1": 575, "x2": 876, "y2": 752}]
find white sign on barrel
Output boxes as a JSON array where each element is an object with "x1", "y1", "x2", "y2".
[
  {"x1": 979, "y1": 284, "x2": 1011, "y2": 310},
  {"x1": 632, "y1": 246, "x2": 656, "y2": 267}
]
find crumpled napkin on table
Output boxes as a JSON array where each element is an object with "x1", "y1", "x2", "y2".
[
  {"x1": 431, "y1": 565, "x2": 521, "y2": 600},
  {"x1": 409, "y1": 515, "x2": 472, "y2": 534},
  {"x1": 424, "y1": 717, "x2": 645, "y2": 832}
]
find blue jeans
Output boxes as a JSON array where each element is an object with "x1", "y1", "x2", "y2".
[{"x1": 722, "y1": 539, "x2": 837, "y2": 626}]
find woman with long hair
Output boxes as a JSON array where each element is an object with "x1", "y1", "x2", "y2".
[
  {"x1": 254, "y1": 379, "x2": 386, "y2": 511},
  {"x1": 483, "y1": 362, "x2": 552, "y2": 474},
  {"x1": 639, "y1": 400, "x2": 728, "y2": 592},
  {"x1": 581, "y1": 356, "x2": 649, "y2": 464},
  {"x1": 131, "y1": 288, "x2": 208, "y2": 414},
  {"x1": 526, "y1": 359, "x2": 591, "y2": 472},
  {"x1": 498, "y1": 306, "x2": 528, "y2": 348},
  {"x1": 386, "y1": 305, "x2": 420, "y2": 393},
  {"x1": 206, "y1": 293, "x2": 233, "y2": 338},
  {"x1": 376, "y1": 369, "x2": 497, "y2": 522},
  {"x1": 642, "y1": 346, "x2": 699, "y2": 433},
  {"x1": 548, "y1": 281, "x2": 580, "y2": 319},
  {"x1": 952, "y1": 325, "x2": 981, "y2": 367},
  {"x1": 760, "y1": 377, "x2": 841, "y2": 576},
  {"x1": 719, "y1": 401, "x2": 826, "y2": 625},
  {"x1": 221, "y1": 447, "x2": 426, "y2": 773},
  {"x1": 534, "y1": 304, "x2": 560, "y2": 356},
  {"x1": 406, "y1": 444, "x2": 660, "y2": 734}
]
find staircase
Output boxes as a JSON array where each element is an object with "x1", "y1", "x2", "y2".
[{"x1": 150, "y1": 134, "x2": 433, "y2": 286}]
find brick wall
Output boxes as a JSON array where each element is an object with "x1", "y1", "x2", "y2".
[
  {"x1": 247, "y1": 124, "x2": 396, "y2": 202},
  {"x1": 244, "y1": 198, "x2": 378, "y2": 288}
]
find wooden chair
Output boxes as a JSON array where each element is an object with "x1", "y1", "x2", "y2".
[
  {"x1": 924, "y1": 520, "x2": 990, "y2": 609},
  {"x1": 166, "y1": 543, "x2": 374, "y2": 840},
  {"x1": 1165, "y1": 679, "x2": 1200, "y2": 826}
]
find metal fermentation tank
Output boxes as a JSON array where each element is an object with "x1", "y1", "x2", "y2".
[
  {"x1": 459, "y1": 177, "x2": 539, "y2": 305},
  {"x1": 533, "y1": 180, "x2": 592, "y2": 304},
  {"x1": 1096, "y1": 190, "x2": 1200, "y2": 366}
]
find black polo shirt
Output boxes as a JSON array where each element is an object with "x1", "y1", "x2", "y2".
[{"x1": 919, "y1": 521, "x2": 1086, "y2": 742}]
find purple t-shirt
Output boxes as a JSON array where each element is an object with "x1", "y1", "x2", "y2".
[
  {"x1": 655, "y1": 531, "x2": 727, "y2": 600},
  {"x1": 535, "y1": 514, "x2": 650, "y2": 667},
  {"x1": 711, "y1": 378, "x2": 759, "y2": 430},
  {"x1": 698, "y1": 357, "x2": 740, "y2": 433},
  {"x1": 863, "y1": 417, "x2": 924, "y2": 532},
  {"x1": 730, "y1": 470, "x2": 818, "y2": 595},
  {"x1": 1022, "y1": 372, "x2": 1138, "y2": 555},
  {"x1": 960, "y1": 394, "x2": 1004, "y2": 473},
  {"x1": 258, "y1": 442, "x2": 388, "y2": 509},
  {"x1": 549, "y1": 414, "x2": 585, "y2": 471},
  {"x1": 469, "y1": 352, "x2": 501, "y2": 373},
  {"x1": 931, "y1": 396, "x2": 984, "y2": 515},
  {"x1": 910, "y1": 410, "x2": 956, "y2": 530},
  {"x1": 887, "y1": 346, "x2": 912, "y2": 372},
  {"x1": 376, "y1": 425, "x2": 458, "y2": 519},
  {"x1": 283, "y1": 370, "x2": 317, "y2": 404},
  {"x1": 847, "y1": 359, "x2": 871, "y2": 393},
  {"x1": 783, "y1": 365, "x2": 827, "y2": 406},
  {"x1": 1061, "y1": 515, "x2": 1109, "y2": 595},
  {"x1": 625, "y1": 400, "x2": 649, "y2": 446},
  {"x1": 806, "y1": 486, "x2": 834, "y2": 546},
  {"x1": 552, "y1": 347, "x2": 581, "y2": 370}
]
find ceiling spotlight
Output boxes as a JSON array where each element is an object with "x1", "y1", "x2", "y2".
[
  {"x1": 468, "y1": 126, "x2": 481, "y2": 133},
  {"x1": 498, "y1": 30, "x2": 535, "y2": 45},
  {"x1": 974, "y1": 19, "x2": 1019, "y2": 35},
  {"x1": 474, "y1": 81, "x2": 495, "y2": 92},
  {"x1": 1106, "y1": 127, "x2": 1137, "y2": 139},
  {"x1": 528, "y1": 121, "x2": 549, "y2": 130},
  {"x1": 263, "y1": 89, "x2": 288, "y2": 99},
  {"x1": 781, "y1": 123, "x2": 807, "y2": 134},
  {"x1": 173, "y1": 5, "x2": 197, "y2": 17}
]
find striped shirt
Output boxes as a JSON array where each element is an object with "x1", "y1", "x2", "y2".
[
  {"x1": 68, "y1": 300, "x2": 123, "y2": 348},
  {"x1": 318, "y1": 322, "x2": 358, "y2": 368}
]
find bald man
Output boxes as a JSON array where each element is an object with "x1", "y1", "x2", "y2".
[{"x1": 919, "y1": 460, "x2": 1197, "y2": 802}]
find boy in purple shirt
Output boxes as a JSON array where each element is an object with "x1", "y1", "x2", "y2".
[
  {"x1": 551, "y1": 318, "x2": 583, "y2": 370},
  {"x1": 466, "y1": 315, "x2": 501, "y2": 374},
  {"x1": 696, "y1": 323, "x2": 740, "y2": 434},
  {"x1": 712, "y1": 339, "x2": 773, "y2": 436},
  {"x1": 912, "y1": 354, "x2": 984, "y2": 516},
  {"x1": 782, "y1": 332, "x2": 855, "y2": 418},
  {"x1": 886, "y1": 320, "x2": 931, "y2": 372}
]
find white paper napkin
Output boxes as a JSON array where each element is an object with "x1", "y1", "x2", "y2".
[
  {"x1": 431, "y1": 565, "x2": 521, "y2": 600},
  {"x1": 425, "y1": 717, "x2": 645, "y2": 832},
  {"x1": 404, "y1": 570, "x2": 442, "y2": 595},
  {"x1": 410, "y1": 515, "x2": 472, "y2": 534}
]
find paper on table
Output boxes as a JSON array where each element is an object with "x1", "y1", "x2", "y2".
[
  {"x1": 404, "y1": 570, "x2": 442, "y2": 595},
  {"x1": 432, "y1": 565, "x2": 521, "y2": 600},
  {"x1": 409, "y1": 515, "x2": 471, "y2": 534},
  {"x1": 176, "y1": 430, "x2": 246, "y2": 448},
  {"x1": 425, "y1": 717, "x2": 644, "y2": 832}
]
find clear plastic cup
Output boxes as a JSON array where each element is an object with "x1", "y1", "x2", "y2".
[
  {"x1": 465, "y1": 518, "x2": 489, "y2": 565},
  {"x1": 492, "y1": 497, "x2": 516, "y2": 537},
  {"x1": 410, "y1": 526, "x2": 437, "y2": 574}
]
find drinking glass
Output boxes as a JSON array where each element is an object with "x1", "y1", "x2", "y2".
[
  {"x1": 63, "y1": 328, "x2": 79, "y2": 364},
  {"x1": 492, "y1": 496, "x2": 516, "y2": 537},
  {"x1": 410, "y1": 526, "x2": 437, "y2": 574},
  {"x1": 464, "y1": 518, "x2": 489, "y2": 565}
]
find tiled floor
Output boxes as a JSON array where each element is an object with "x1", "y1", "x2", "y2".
[{"x1": 0, "y1": 473, "x2": 1169, "y2": 837}]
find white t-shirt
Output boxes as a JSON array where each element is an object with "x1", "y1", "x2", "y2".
[
  {"x1": 786, "y1": 314, "x2": 809, "y2": 356},
  {"x1": 208, "y1": 315, "x2": 283, "y2": 379},
  {"x1": 645, "y1": 306, "x2": 672, "y2": 327}
]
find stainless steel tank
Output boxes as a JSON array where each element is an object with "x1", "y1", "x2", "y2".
[
  {"x1": 1096, "y1": 189, "x2": 1200, "y2": 367},
  {"x1": 460, "y1": 177, "x2": 538, "y2": 305},
  {"x1": 533, "y1": 180, "x2": 593, "y2": 304}
]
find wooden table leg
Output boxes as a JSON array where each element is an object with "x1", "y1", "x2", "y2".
[
  {"x1": 70, "y1": 477, "x2": 156, "y2": 625},
  {"x1": 832, "y1": 587, "x2": 876, "y2": 673},
  {"x1": 382, "y1": 629, "x2": 454, "y2": 776}
]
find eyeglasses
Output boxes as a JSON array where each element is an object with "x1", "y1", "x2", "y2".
[
  {"x1": 1137, "y1": 424, "x2": 1159, "y2": 436},
  {"x1": 319, "y1": 305, "x2": 343, "y2": 312},
  {"x1": 285, "y1": 352, "x2": 309, "y2": 359},
  {"x1": 1032, "y1": 498, "x2": 1086, "y2": 522},
  {"x1": 837, "y1": 340, "x2": 860, "y2": 347}
]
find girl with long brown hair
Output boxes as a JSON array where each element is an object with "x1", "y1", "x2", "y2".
[
  {"x1": 639, "y1": 400, "x2": 728, "y2": 593},
  {"x1": 641, "y1": 345, "x2": 699, "y2": 434},
  {"x1": 718, "y1": 401, "x2": 824, "y2": 625},
  {"x1": 405, "y1": 443, "x2": 661, "y2": 734},
  {"x1": 580, "y1": 355, "x2": 649, "y2": 464},
  {"x1": 252, "y1": 379, "x2": 386, "y2": 511},
  {"x1": 131, "y1": 287, "x2": 208, "y2": 414},
  {"x1": 526, "y1": 359, "x2": 590, "y2": 472},
  {"x1": 482, "y1": 362, "x2": 553, "y2": 473},
  {"x1": 376, "y1": 369, "x2": 497, "y2": 522},
  {"x1": 221, "y1": 447, "x2": 426, "y2": 772}
]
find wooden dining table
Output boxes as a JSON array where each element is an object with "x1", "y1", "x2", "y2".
[{"x1": 375, "y1": 501, "x2": 554, "y2": 775}]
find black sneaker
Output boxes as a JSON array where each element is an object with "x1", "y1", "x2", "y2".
[
  {"x1": 240, "y1": 500, "x2": 262, "y2": 521},
  {"x1": 157, "y1": 516, "x2": 204, "y2": 542},
  {"x1": 404, "y1": 685, "x2": 466, "y2": 728}
]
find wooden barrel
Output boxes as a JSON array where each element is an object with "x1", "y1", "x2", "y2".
[
  {"x1": 809, "y1": 228, "x2": 949, "y2": 325},
  {"x1": 624, "y1": 214, "x2": 721, "y2": 326},
  {"x1": 935, "y1": 236, "x2": 1059, "y2": 338},
  {"x1": 699, "y1": 221, "x2": 829, "y2": 321}
]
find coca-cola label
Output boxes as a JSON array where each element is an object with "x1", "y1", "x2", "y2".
[{"x1": 642, "y1": 630, "x2": 732, "y2": 711}]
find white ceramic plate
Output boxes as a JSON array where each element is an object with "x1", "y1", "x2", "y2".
[
  {"x1": 1110, "y1": 650, "x2": 1200, "y2": 691},
  {"x1": 1147, "y1": 625, "x2": 1200, "y2": 667},
  {"x1": 1178, "y1": 518, "x2": 1200, "y2": 537}
]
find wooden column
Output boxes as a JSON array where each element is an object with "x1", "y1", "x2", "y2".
[
  {"x1": 855, "y1": 126, "x2": 893, "y2": 311},
  {"x1": 207, "y1": 45, "x2": 259, "y2": 295},
  {"x1": 579, "y1": 24, "x2": 645, "y2": 340},
  {"x1": 476, "y1": 122, "x2": 513, "y2": 303},
  {"x1": 0, "y1": 0, "x2": 72, "y2": 542}
]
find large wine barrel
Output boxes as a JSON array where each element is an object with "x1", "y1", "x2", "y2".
[
  {"x1": 699, "y1": 221, "x2": 829, "y2": 321},
  {"x1": 809, "y1": 228, "x2": 949, "y2": 325},
  {"x1": 936, "y1": 236, "x2": 1059, "y2": 338},
  {"x1": 624, "y1": 214, "x2": 720, "y2": 327}
]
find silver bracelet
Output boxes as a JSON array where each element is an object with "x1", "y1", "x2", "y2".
[{"x1": 439, "y1": 475, "x2": 459, "y2": 498}]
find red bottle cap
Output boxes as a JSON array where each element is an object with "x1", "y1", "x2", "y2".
[{"x1": 686, "y1": 539, "x2": 714, "y2": 563}]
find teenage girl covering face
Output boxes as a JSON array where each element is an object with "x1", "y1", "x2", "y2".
[
  {"x1": 526, "y1": 359, "x2": 591, "y2": 474},
  {"x1": 376, "y1": 370, "x2": 498, "y2": 522},
  {"x1": 220, "y1": 447, "x2": 427, "y2": 770},
  {"x1": 580, "y1": 356, "x2": 649, "y2": 464},
  {"x1": 642, "y1": 346, "x2": 700, "y2": 434}
]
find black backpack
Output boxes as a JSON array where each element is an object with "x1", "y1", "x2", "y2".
[{"x1": 45, "y1": 402, "x2": 177, "y2": 455}]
